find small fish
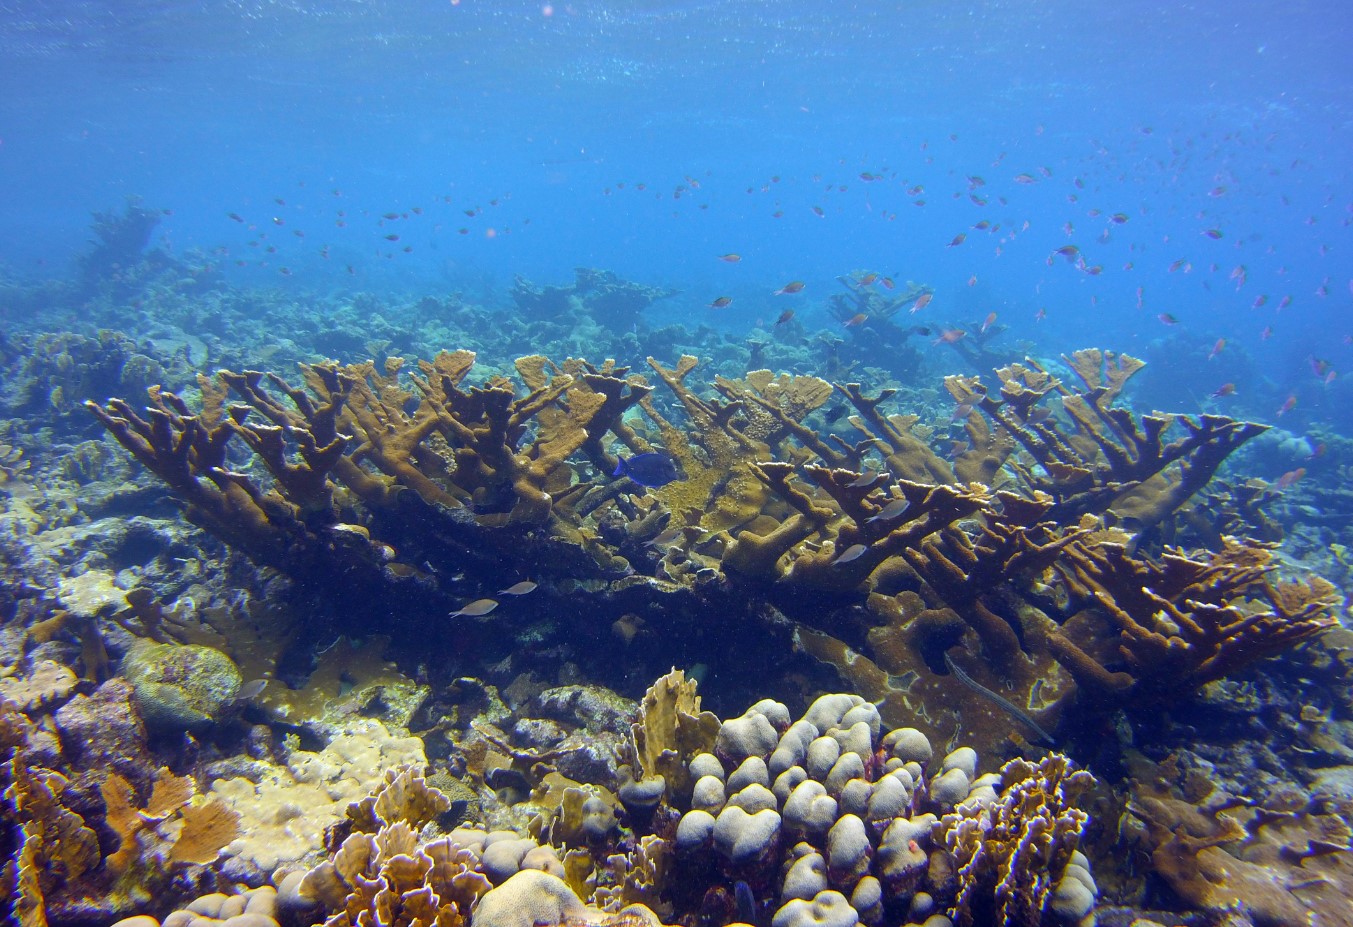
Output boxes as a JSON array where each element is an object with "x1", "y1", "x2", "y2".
[
  {"x1": 384, "y1": 234, "x2": 400, "y2": 241},
  {"x1": 1210, "y1": 383, "x2": 1236, "y2": 398},
  {"x1": 1278, "y1": 295, "x2": 1293, "y2": 310},
  {"x1": 1273, "y1": 467, "x2": 1305, "y2": 490},
  {"x1": 382, "y1": 212, "x2": 400, "y2": 220},
  {"x1": 844, "y1": 313, "x2": 869, "y2": 327},
  {"x1": 775, "y1": 281, "x2": 805, "y2": 295},
  {"x1": 450, "y1": 598, "x2": 499, "y2": 618},
  {"x1": 847, "y1": 470, "x2": 880, "y2": 488},
  {"x1": 775, "y1": 309, "x2": 795, "y2": 325},
  {"x1": 910, "y1": 293, "x2": 934, "y2": 313},
  {"x1": 933, "y1": 328, "x2": 967, "y2": 344},
  {"x1": 1013, "y1": 173, "x2": 1037, "y2": 184},
  {"x1": 967, "y1": 275, "x2": 977, "y2": 287},
  {"x1": 614, "y1": 452, "x2": 685, "y2": 488},
  {"x1": 1261, "y1": 325, "x2": 1273, "y2": 340},
  {"x1": 866, "y1": 499, "x2": 910, "y2": 523},
  {"x1": 1035, "y1": 308, "x2": 1046, "y2": 321},
  {"x1": 811, "y1": 205, "x2": 825, "y2": 217},
  {"x1": 947, "y1": 233, "x2": 967, "y2": 247},
  {"x1": 235, "y1": 679, "x2": 269, "y2": 701},
  {"x1": 1251, "y1": 294, "x2": 1267, "y2": 309},
  {"x1": 227, "y1": 212, "x2": 244, "y2": 222},
  {"x1": 1169, "y1": 258, "x2": 1188, "y2": 273},
  {"x1": 708, "y1": 296, "x2": 733, "y2": 308},
  {"x1": 832, "y1": 543, "x2": 868, "y2": 565},
  {"x1": 1208, "y1": 338, "x2": 1225, "y2": 360},
  {"x1": 856, "y1": 272, "x2": 879, "y2": 287},
  {"x1": 1049, "y1": 245, "x2": 1081, "y2": 265},
  {"x1": 718, "y1": 253, "x2": 742, "y2": 263},
  {"x1": 645, "y1": 525, "x2": 685, "y2": 548},
  {"x1": 980, "y1": 311, "x2": 997, "y2": 333},
  {"x1": 1276, "y1": 394, "x2": 1297, "y2": 417},
  {"x1": 880, "y1": 277, "x2": 895, "y2": 289},
  {"x1": 1157, "y1": 313, "x2": 1180, "y2": 325},
  {"x1": 1208, "y1": 185, "x2": 1228, "y2": 197},
  {"x1": 1230, "y1": 264, "x2": 1247, "y2": 288},
  {"x1": 1109, "y1": 213, "x2": 1129, "y2": 224},
  {"x1": 499, "y1": 581, "x2": 538, "y2": 596},
  {"x1": 1202, "y1": 228, "x2": 1224, "y2": 240}
]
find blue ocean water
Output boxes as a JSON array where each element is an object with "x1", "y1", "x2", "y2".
[{"x1": 1, "y1": 0, "x2": 1350, "y2": 428}]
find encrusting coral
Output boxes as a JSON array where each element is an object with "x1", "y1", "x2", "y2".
[{"x1": 87, "y1": 348, "x2": 1342, "y2": 758}]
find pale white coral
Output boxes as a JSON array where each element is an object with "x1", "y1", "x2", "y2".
[{"x1": 209, "y1": 718, "x2": 426, "y2": 870}]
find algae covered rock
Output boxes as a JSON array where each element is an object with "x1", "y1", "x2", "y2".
[{"x1": 122, "y1": 640, "x2": 242, "y2": 732}]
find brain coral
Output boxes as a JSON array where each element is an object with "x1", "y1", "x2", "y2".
[{"x1": 121, "y1": 639, "x2": 242, "y2": 732}]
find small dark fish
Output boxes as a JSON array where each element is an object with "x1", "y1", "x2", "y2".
[
  {"x1": 708, "y1": 296, "x2": 733, "y2": 309},
  {"x1": 735, "y1": 881, "x2": 757, "y2": 925},
  {"x1": 450, "y1": 598, "x2": 498, "y2": 618},
  {"x1": 775, "y1": 280, "x2": 806, "y2": 295},
  {"x1": 775, "y1": 309, "x2": 795, "y2": 325},
  {"x1": 614, "y1": 452, "x2": 685, "y2": 489},
  {"x1": 832, "y1": 543, "x2": 868, "y2": 565},
  {"x1": 847, "y1": 470, "x2": 880, "y2": 488},
  {"x1": 499, "y1": 581, "x2": 537, "y2": 596}
]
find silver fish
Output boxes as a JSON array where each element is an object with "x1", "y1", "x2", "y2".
[
  {"x1": 449, "y1": 598, "x2": 499, "y2": 618},
  {"x1": 866, "y1": 499, "x2": 909, "y2": 523}
]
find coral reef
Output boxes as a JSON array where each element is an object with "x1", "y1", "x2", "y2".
[{"x1": 85, "y1": 346, "x2": 1339, "y2": 762}]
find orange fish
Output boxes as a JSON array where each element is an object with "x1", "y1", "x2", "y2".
[
  {"x1": 844, "y1": 313, "x2": 868, "y2": 327},
  {"x1": 857, "y1": 272, "x2": 878, "y2": 287},
  {"x1": 910, "y1": 293, "x2": 933, "y2": 313},
  {"x1": 775, "y1": 310, "x2": 795, "y2": 325},
  {"x1": 708, "y1": 297, "x2": 733, "y2": 309},
  {"x1": 1273, "y1": 467, "x2": 1305, "y2": 490},
  {"x1": 1208, "y1": 338, "x2": 1225, "y2": 360},
  {"x1": 775, "y1": 281, "x2": 805, "y2": 295},
  {"x1": 980, "y1": 311, "x2": 997, "y2": 333},
  {"x1": 1209, "y1": 383, "x2": 1236, "y2": 398},
  {"x1": 1035, "y1": 308, "x2": 1046, "y2": 321},
  {"x1": 880, "y1": 277, "x2": 895, "y2": 289},
  {"x1": 947, "y1": 233, "x2": 967, "y2": 247},
  {"x1": 1157, "y1": 313, "x2": 1180, "y2": 325},
  {"x1": 718, "y1": 253, "x2": 742, "y2": 263},
  {"x1": 933, "y1": 328, "x2": 966, "y2": 344},
  {"x1": 1276, "y1": 394, "x2": 1297, "y2": 417}
]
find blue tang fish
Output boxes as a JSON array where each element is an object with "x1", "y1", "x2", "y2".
[{"x1": 613, "y1": 452, "x2": 685, "y2": 488}]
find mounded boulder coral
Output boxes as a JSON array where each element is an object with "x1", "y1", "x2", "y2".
[
  {"x1": 121, "y1": 639, "x2": 242, "y2": 732},
  {"x1": 666, "y1": 690, "x2": 1098, "y2": 927}
]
